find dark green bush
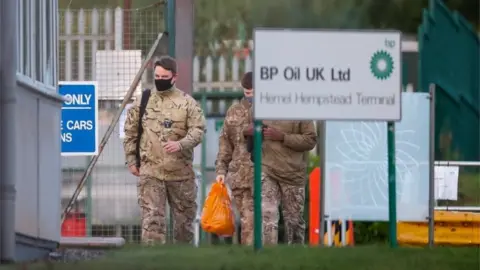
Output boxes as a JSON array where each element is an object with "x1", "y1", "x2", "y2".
[{"x1": 353, "y1": 222, "x2": 389, "y2": 244}]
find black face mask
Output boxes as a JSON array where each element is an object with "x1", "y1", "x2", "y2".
[{"x1": 155, "y1": 78, "x2": 174, "y2": 91}]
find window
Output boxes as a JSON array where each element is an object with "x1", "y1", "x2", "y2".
[
  {"x1": 16, "y1": 0, "x2": 57, "y2": 92},
  {"x1": 19, "y1": 0, "x2": 29, "y2": 75},
  {"x1": 45, "y1": 0, "x2": 56, "y2": 86},
  {"x1": 34, "y1": 0, "x2": 42, "y2": 81}
]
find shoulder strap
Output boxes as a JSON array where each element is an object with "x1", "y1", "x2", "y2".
[
  {"x1": 139, "y1": 89, "x2": 151, "y2": 121},
  {"x1": 135, "y1": 89, "x2": 152, "y2": 168}
]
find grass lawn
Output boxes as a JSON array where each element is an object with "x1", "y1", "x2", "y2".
[{"x1": 1, "y1": 245, "x2": 478, "y2": 270}]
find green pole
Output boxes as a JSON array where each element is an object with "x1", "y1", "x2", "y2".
[
  {"x1": 164, "y1": 0, "x2": 175, "y2": 244},
  {"x1": 86, "y1": 157, "x2": 92, "y2": 237},
  {"x1": 253, "y1": 120, "x2": 263, "y2": 251},
  {"x1": 387, "y1": 122, "x2": 398, "y2": 248},
  {"x1": 200, "y1": 92, "x2": 207, "y2": 243},
  {"x1": 237, "y1": 22, "x2": 246, "y2": 44},
  {"x1": 165, "y1": 0, "x2": 176, "y2": 55}
]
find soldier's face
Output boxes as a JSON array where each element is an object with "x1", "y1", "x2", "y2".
[
  {"x1": 154, "y1": 66, "x2": 177, "y2": 85},
  {"x1": 243, "y1": 87, "x2": 253, "y2": 97}
]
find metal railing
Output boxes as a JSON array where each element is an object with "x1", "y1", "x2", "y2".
[{"x1": 434, "y1": 161, "x2": 480, "y2": 212}]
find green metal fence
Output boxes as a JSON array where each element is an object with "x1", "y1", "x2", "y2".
[{"x1": 418, "y1": 0, "x2": 480, "y2": 162}]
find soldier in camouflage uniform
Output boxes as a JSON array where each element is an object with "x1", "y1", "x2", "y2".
[
  {"x1": 123, "y1": 56, "x2": 206, "y2": 244},
  {"x1": 260, "y1": 119, "x2": 316, "y2": 245},
  {"x1": 215, "y1": 72, "x2": 255, "y2": 245}
]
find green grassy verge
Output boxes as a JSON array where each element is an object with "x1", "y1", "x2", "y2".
[{"x1": 2, "y1": 245, "x2": 478, "y2": 270}]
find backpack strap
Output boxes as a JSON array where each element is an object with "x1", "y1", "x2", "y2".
[{"x1": 135, "y1": 89, "x2": 151, "y2": 168}]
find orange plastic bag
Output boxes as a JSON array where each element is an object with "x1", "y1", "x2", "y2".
[{"x1": 200, "y1": 182, "x2": 235, "y2": 236}]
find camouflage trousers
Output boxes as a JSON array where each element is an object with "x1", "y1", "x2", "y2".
[
  {"x1": 261, "y1": 173, "x2": 306, "y2": 245},
  {"x1": 232, "y1": 188, "x2": 254, "y2": 245},
  {"x1": 226, "y1": 164, "x2": 254, "y2": 245},
  {"x1": 137, "y1": 176, "x2": 197, "y2": 245}
]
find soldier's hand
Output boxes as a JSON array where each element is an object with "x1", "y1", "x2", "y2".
[
  {"x1": 243, "y1": 123, "x2": 254, "y2": 136},
  {"x1": 128, "y1": 165, "x2": 140, "y2": 176},
  {"x1": 216, "y1": 175, "x2": 225, "y2": 183},
  {"x1": 163, "y1": 140, "x2": 181, "y2": 153},
  {"x1": 263, "y1": 127, "x2": 285, "y2": 141}
]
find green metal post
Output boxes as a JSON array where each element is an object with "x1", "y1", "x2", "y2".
[
  {"x1": 237, "y1": 22, "x2": 246, "y2": 44},
  {"x1": 200, "y1": 92, "x2": 207, "y2": 243},
  {"x1": 165, "y1": 0, "x2": 176, "y2": 56},
  {"x1": 86, "y1": 157, "x2": 92, "y2": 236},
  {"x1": 402, "y1": 61, "x2": 407, "y2": 91},
  {"x1": 164, "y1": 0, "x2": 176, "y2": 244},
  {"x1": 387, "y1": 122, "x2": 398, "y2": 248},
  {"x1": 253, "y1": 120, "x2": 263, "y2": 251}
]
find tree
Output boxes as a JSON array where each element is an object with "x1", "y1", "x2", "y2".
[
  {"x1": 194, "y1": 0, "x2": 478, "y2": 56},
  {"x1": 58, "y1": 0, "x2": 479, "y2": 56}
]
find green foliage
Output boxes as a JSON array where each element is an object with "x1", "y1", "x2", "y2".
[
  {"x1": 354, "y1": 222, "x2": 389, "y2": 244},
  {"x1": 194, "y1": 0, "x2": 478, "y2": 55},
  {"x1": 59, "y1": 0, "x2": 479, "y2": 57},
  {"x1": 307, "y1": 153, "x2": 320, "y2": 174}
]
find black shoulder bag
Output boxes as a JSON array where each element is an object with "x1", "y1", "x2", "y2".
[{"x1": 135, "y1": 89, "x2": 152, "y2": 168}]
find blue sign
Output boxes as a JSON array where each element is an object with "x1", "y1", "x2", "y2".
[{"x1": 59, "y1": 81, "x2": 98, "y2": 156}]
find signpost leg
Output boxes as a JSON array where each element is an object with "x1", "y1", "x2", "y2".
[
  {"x1": 387, "y1": 122, "x2": 398, "y2": 248},
  {"x1": 199, "y1": 93, "x2": 207, "y2": 244},
  {"x1": 318, "y1": 121, "x2": 326, "y2": 247},
  {"x1": 428, "y1": 84, "x2": 436, "y2": 247},
  {"x1": 86, "y1": 157, "x2": 93, "y2": 237},
  {"x1": 253, "y1": 120, "x2": 263, "y2": 251}
]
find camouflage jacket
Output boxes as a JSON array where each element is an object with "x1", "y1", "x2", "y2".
[
  {"x1": 215, "y1": 99, "x2": 253, "y2": 190},
  {"x1": 261, "y1": 120, "x2": 316, "y2": 186},
  {"x1": 123, "y1": 87, "x2": 206, "y2": 181}
]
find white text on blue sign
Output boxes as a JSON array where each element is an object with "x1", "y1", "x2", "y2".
[{"x1": 59, "y1": 83, "x2": 98, "y2": 155}]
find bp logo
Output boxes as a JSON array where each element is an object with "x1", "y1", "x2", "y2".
[{"x1": 370, "y1": 50, "x2": 394, "y2": 80}]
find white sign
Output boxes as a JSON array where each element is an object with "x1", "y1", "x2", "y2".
[
  {"x1": 253, "y1": 29, "x2": 402, "y2": 121},
  {"x1": 119, "y1": 103, "x2": 133, "y2": 139},
  {"x1": 434, "y1": 166, "x2": 459, "y2": 201},
  {"x1": 325, "y1": 93, "x2": 429, "y2": 222}
]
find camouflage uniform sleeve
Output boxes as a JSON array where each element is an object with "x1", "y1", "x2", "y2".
[
  {"x1": 283, "y1": 120, "x2": 317, "y2": 152},
  {"x1": 178, "y1": 98, "x2": 206, "y2": 150},
  {"x1": 123, "y1": 96, "x2": 141, "y2": 166},
  {"x1": 215, "y1": 110, "x2": 234, "y2": 175},
  {"x1": 240, "y1": 106, "x2": 253, "y2": 138}
]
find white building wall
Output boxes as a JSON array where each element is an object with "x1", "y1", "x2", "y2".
[{"x1": 9, "y1": 0, "x2": 63, "y2": 261}]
